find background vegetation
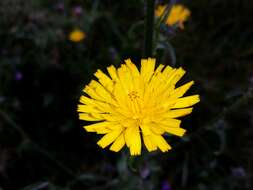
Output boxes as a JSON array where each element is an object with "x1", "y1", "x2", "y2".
[{"x1": 0, "y1": 0, "x2": 253, "y2": 189}]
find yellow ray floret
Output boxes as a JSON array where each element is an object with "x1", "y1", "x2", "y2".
[
  {"x1": 78, "y1": 58, "x2": 200, "y2": 155},
  {"x1": 155, "y1": 4, "x2": 191, "y2": 29}
]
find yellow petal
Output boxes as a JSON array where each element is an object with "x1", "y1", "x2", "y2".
[
  {"x1": 124, "y1": 128, "x2": 131, "y2": 148},
  {"x1": 77, "y1": 104, "x2": 101, "y2": 113},
  {"x1": 79, "y1": 95, "x2": 95, "y2": 105},
  {"x1": 114, "y1": 82, "x2": 129, "y2": 108},
  {"x1": 117, "y1": 65, "x2": 133, "y2": 92},
  {"x1": 150, "y1": 134, "x2": 171, "y2": 152},
  {"x1": 94, "y1": 69, "x2": 114, "y2": 92},
  {"x1": 143, "y1": 135, "x2": 157, "y2": 152},
  {"x1": 141, "y1": 58, "x2": 156, "y2": 82},
  {"x1": 166, "y1": 108, "x2": 193, "y2": 118},
  {"x1": 155, "y1": 5, "x2": 166, "y2": 17},
  {"x1": 97, "y1": 129, "x2": 122, "y2": 148},
  {"x1": 87, "y1": 80, "x2": 116, "y2": 104},
  {"x1": 79, "y1": 96, "x2": 114, "y2": 113},
  {"x1": 140, "y1": 124, "x2": 152, "y2": 136},
  {"x1": 162, "y1": 66, "x2": 174, "y2": 78},
  {"x1": 162, "y1": 126, "x2": 186, "y2": 137},
  {"x1": 83, "y1": 122, "x2": 112, "y2": 133},
  {"x1": 170, "y1": 81, "x2": 194, "y2": 99},
  {"x1": 155, "y1": 64, "x2": 165, "y2": 73},
  {"x1": 172, "y1": 95, "x2": 200, "y2": 108},
  {"x1": 107, "y1": 65, "x2": 118, "y2": 81},
  {"x1": 149, "y1": 124, "x2": 165, "y2": 135},
  {"x1": 157, "y1": 118, "x2": 181, "y2": 128},
  {"x1": 170, "y1": 67, "x2": 186, "y2": 86},
  {"x1": 83, "y1": 84, "x2": 101, "y2": 100},
  {"x1": 110, "y1": 134, "x2": 125, "y2": 152},
  {"x1": 125, "y1": 59, "x2": 140, "y2": 77},
  {"x1": 125, "y1": 126, "x2": 141, "y2": 155},
  {"x1": 79, "y1": 113, "x2": 104, "y2": 121}
]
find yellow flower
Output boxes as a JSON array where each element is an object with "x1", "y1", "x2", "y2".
[
  {"x1": 69, "y1": 29, "x2": 86, "y2": 42},
  {"x1": 78, "y1": 58, "x2": 199, "y2": 155},
  {"x1": 155, "y1": 4, "x2": 191, "y2": 29}
]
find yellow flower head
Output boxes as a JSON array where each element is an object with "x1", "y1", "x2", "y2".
[
  {"x1": 78, "y1": 58, "x2": 200, "y2": 155},
  {"x1": 155, "y1": 4, "x2": 191, "y2": 29},
  {"x1": 69, "y1": 29, "x2": 86, "y2": 42}
]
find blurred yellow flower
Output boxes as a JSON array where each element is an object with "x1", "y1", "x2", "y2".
[
  {"x1": 156, "y1": 4, "x2": 191, "y2": 29},
  {"x1": 69, "y1": 29, "x2": 86, "y2": 42},
  {"x1": 78, "y1": 58, "x2": 199, "y2": 155}
]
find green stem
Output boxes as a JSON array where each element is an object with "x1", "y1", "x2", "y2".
[
  {"x1": 144, "y1": 0, "x2": 155, "y2": 58},
  {"x1": 0, "y1": 109, "x2": 78, "y2": 179},
  {"x1": 0, "y1": 109, "x2": 29, "y2": 140}
]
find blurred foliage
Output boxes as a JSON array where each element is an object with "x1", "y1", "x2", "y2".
[{"x1": 0, "y1": 0, "x2": 253, "y2": 190}]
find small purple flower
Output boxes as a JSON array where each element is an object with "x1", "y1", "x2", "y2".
[
  {"x1": 73, "y1": 6, "x2": 83, "y2": 17},
  {"x1": 162, "y1": 180, "x2": 172, "y2": 190},
  {"x1": 55, "y1": 2, "x2": 65, "y2": 12},
  {"x1": 231, "y1": 167, "x2": 246, "y2": 178},
  {"x1": 160, "y1": 24, "x2": 176, "y2": 36},
  {"x1": 15, "y1": 71, "x2": 23, "y2": 81},
  {"x1": 140, "y1": 165, "x2": 150, "y2": 179},
  {"x1": 108, "y1": 47, "x2": 118, "y2": 61}
]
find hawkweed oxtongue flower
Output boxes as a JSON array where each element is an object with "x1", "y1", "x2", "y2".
[
  {"x1": 156, "y1": 4, "x2": 190, "y2": 29},
  {"x1": 69, "y1": 29, "x2": 86, "y2": 42},
  {"x1": 78, "y1": 58, "x2": 199, "y2": 155}
]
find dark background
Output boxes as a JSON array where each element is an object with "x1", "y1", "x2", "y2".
[{"x1": 0, "y1": 0, "x2": 253, "y2": 189}]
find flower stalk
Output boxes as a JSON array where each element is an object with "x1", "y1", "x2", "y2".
[{"x1": 144, "y1": 0, "x2": 155, "y2": 57}]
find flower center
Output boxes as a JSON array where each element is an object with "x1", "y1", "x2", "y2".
[
  {"x1": 127, "y1": 91, "x2": 144, "y2": 120},
  {"x1": 128, "y1": 91, "x2": 139, "y2": 101}
]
